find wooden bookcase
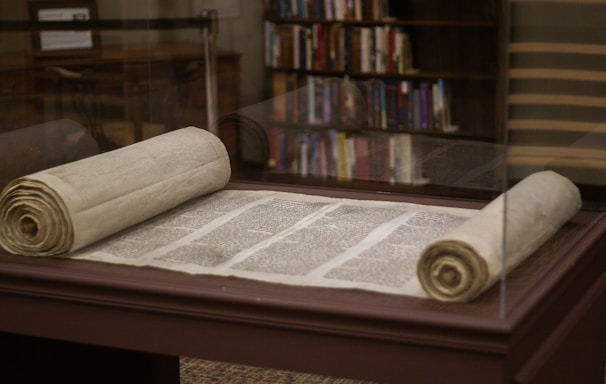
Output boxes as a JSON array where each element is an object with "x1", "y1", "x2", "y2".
[{"x1": 251, "y1": 0, "x2": 507, "y2": 194}]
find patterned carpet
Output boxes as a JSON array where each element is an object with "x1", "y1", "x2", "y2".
[
  {"x1": 180, "y1": 358, "x2": 375, "y2": 384},
  {"x1": 180, "y1": 351, "x2": 606, "y2": 384}
]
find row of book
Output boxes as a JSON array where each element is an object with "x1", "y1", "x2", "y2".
[
  {"x1": 271, "y1": 74, "x2": 361, "y2": 127},
  {"x1": 270, "y1": 73, "x2": 454, "y2": 132},
  {"x1": 264, "y1": 0, "x2": 392, "y2": 21},
  {"x1": 266, "y1": 22, "x2": 414, "y2": 74},
  {"x1": 267, "y1": 128, "x2": 421, "y2": 184}
]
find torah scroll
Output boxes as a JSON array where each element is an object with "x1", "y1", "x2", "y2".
[
  {"x1": 417, "y1": 170, "x2": 581, "y2": 302},
  {"x1": 0, "y1": 127, "x2": 230, "y2": 256}
]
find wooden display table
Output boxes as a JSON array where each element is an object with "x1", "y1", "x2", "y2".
[{"x1": 0, "y1": 181, "x2": 605, "y2": 384}]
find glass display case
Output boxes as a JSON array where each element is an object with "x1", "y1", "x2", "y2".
[{"x1": 0, "y1": 1, "x2": 605, "y2": 383}]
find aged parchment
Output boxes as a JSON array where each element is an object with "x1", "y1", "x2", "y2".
[{"x1": 0, "y1": 127, "x2": 230, "y2": 256}]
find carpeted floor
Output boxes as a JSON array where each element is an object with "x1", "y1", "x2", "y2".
[
  {"x1": 180, "y1": 349, "x2": 606, "y2": 384},
  {"x1": 179, "y1": 357, "x2": 375, "y2": 384}
]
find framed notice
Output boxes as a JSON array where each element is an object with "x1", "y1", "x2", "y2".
[{"x1": 28, "y1": 0, "x2": 100, "y2": 58}]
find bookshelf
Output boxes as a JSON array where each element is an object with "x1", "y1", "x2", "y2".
[{"x1": 255, "y1": 0, "x2": 505, "y2": 192}]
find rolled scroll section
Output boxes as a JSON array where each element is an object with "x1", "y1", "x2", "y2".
[
  {"x1": 0, "y1": 127, "x2": 230, "y2": 256},
  {"x1": 0, "y1": 179, "x2": 72, "y2": 255},
  {"x1": 417, "y1": 171, "x2": 581, "y2": 302}
]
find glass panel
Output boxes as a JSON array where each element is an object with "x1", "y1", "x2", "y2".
[
  {"x1": 223, "y1": 77, "x2": 506, "y2": 198},
  {"x1": 225, "y1": 0, "x2": 508, "y2": 203},
  {"x1": 502, "y1": 0, "x2": 606, "y2": 318},
  {"x1": 1, "y1": 0, "x2": 604, "y2": 329},
  {"x1": 0, "y1": 0, "x2": 222, "y2": 153},
  {"x1": 220, "y1": 0, "x2": 512, "y2": 314}
]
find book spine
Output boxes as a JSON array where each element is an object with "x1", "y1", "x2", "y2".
[
  {"x1": 372, "y1": 80, "x2": 381, "y2": 129},
  {"x1": 271, "y1": 72, "x2": 288, "y2": 122},
  {"x1": 323, "y1": 77, "x2": 332, "y2": 125},
  {"x1": 265, "y1": 21, "x2": 274, "y2": 67},
  {"x1": 387, "y1": 135, "x2": 395, "y2": 184},
  {"x1": 298, "y1": 132, "x2": 309, "y2": 177},
  {"x1": 278, "y1": 129, "x2": 287, "y2": 171},
  {"x1": 411, "y1": 88, "x2": 421, "y2": 130},
  {"x1": 320, "y1": 132, "x2": 329, "y2": 177},
  {"x1": 307, "y1": 75, "x2": 315, "y2": 124},
  {"x1": 354, "y1": 0, "x2": 362, "y2": 21},
  {"x1": 278, "y1": 25, "x2": 294, "y2": 68},
  {"x1": 419, "y1": 82, "x2": 429, "y2": 130},
  {"x1": 328, "y1": 129, "x2": 338, "y2": 177},
  {"x1": 314, "y1": 0, "x2": 324, "y2": 19},
  {"x1": 324, "y1": 0, "x2": 334, "y2": 20},
  {"x1": 365, "y1": 80, "x2": 374, "y2": 128},
  {"x1": 374, "y1": 25, "x2": 382, "y2": 73},
  {"x1": 432, "y1": 82, "x2": 441, "y2": 131},
  {"x1": 290, "y1": 74, "x2": 299, "y2": 123},
  {"x1": 395, "y1": 133, "x2": 413, "y2": 184},
  {"x1": 311, "y1": 24, "x2": 323, "y2": 70},
  {"x1": 355, "y1": 135, "x2": 370, "y2": 180},
  {"x1": 310, "y1": 132, "x2": 321, "y2": 177},
  {"x1": 360, "y1": 27, "x2": 370, "y2": 73},
  {"x1": 267, "y1": 126, "x2": 281, "y2": 170},
  {"x1": 385, "y1": 80, "x2": 398, "y2": 129},
  {"x1": 314, "y1": 76, "x2": 324, "y2": 124},
  {"x1": 297, "y1": 0, "x2": 305, "y2": 18},
  {"x1": 379, "y1": 80, "x2": 387, "y2": 129},
  {"x1": 292, "y1": 25, "x2": 300, "y2": 70}
]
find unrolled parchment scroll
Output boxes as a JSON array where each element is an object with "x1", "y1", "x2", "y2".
[
  {"x1": 0, "y1": 127, "x2": 230, "y2": 256},
  {"x1": 417, "y1": 170, "x2": 581, "y2": 302}
]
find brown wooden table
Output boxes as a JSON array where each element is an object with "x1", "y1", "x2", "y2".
[{"x1": 0, "y1": 181, "x2": 605, "y2": 384}]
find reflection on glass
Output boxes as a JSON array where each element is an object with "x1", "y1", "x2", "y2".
[
  {"x1": 221, "y1": 77, "x2": 506, "y2": 193},
  {"x1": 0, "y1": 119, "x2": 99, "y2": 190}
]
